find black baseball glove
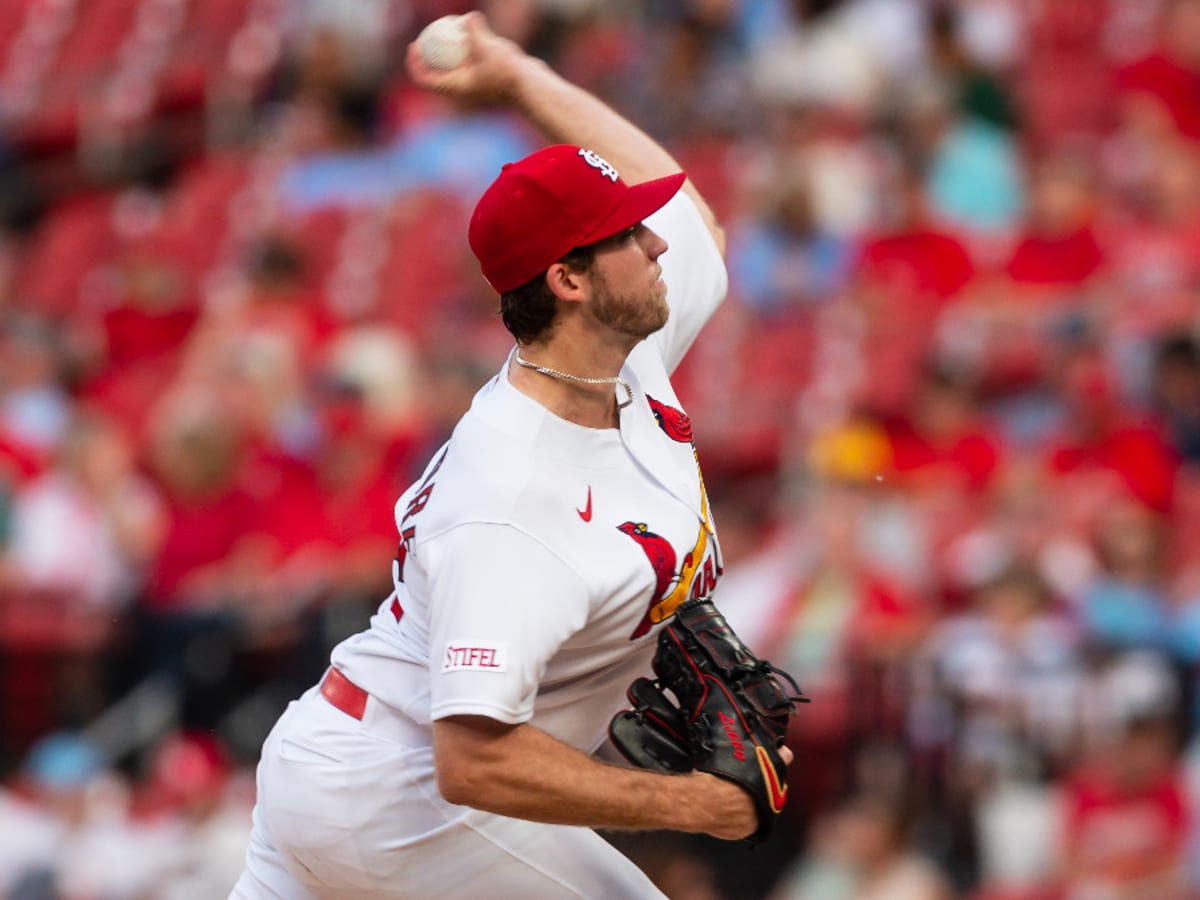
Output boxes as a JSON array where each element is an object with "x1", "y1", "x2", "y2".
[{"x1": 608, "y1": 598, "x2": 806, "y2": 843}]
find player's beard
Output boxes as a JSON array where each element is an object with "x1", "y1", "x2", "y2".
[{"x1": 590, "y1": 267, "x2": 669, "y2": 339}]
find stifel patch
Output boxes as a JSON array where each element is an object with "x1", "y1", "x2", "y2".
[{"x1": 442, "y1": 642, "x2": 508, "y2": 673}]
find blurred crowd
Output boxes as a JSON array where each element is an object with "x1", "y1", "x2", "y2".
[{"x1": 3, "y1": 0, "x2": 1200, "y2": 897}]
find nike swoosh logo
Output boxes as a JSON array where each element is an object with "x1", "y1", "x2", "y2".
[
  {"x1": 757, "y1": 745, "x2": 787, "y2": 813},
  {"x1": 577, "y1": 486, "x2": 593, "y2": 523}
]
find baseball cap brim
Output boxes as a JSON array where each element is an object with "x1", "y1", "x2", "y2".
[{"x1": 575, "y1": 171, "x2": 687, "y2": 247}]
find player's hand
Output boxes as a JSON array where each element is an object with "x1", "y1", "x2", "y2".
[
  {"x1": 405, "y1": 12, "x2": 528, "y2": 106},
  {"x1": 694, "y1": 744, "x2": 793, "y2": 841},
  {"x1": 694, "y1": 771, "x2": 759, "y2": 841}
]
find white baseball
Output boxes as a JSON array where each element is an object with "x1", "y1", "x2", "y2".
[{"x1": 416, "y1": 15, "x2": 470, "y2": 71}]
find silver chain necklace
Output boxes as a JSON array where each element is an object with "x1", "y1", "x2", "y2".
[{"x1": 514, "y1": 351, "x2": 634, "y2": 410}]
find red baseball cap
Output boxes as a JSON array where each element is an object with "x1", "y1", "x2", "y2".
[{"x1": 468, "y1": 144, "x2": 686, "y2": 293}]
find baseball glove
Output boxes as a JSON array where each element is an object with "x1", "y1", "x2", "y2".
[{"x1": 608, "y1": 598, "x2": 806, "y2": 843}]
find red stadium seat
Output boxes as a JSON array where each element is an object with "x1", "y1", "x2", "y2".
[
  {"x1": 13, "y1": 192, "x2": 118, "y2": 316},
  {"x1": 0, "y1": 0, "x2": 37, "y2": 68},
  {"x1": 375, "y1": 190, "x2": 475, "y2": 335},
  {"x1": 52, "y1": 0, "x2": 136, "y2": 75},
  {"x1": 157, "y1": 0, "x2": 257, "y2": 110}
]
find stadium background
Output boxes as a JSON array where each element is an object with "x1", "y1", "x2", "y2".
[{"x1": 2, "y1": 0, "x2": 1200, "y2": 897}]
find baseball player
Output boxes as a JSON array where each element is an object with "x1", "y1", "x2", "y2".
[{"x1": 232, "y1": 13, "x2": 791, "y2": 899}]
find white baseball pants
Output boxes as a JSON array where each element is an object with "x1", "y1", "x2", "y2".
[{"x1": 229, "y1": 686, "x2": 667, "y2": 899}]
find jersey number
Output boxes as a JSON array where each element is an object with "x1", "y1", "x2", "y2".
[{"x1": 392, "y1": 449, "x2": 446, "y2": 605}]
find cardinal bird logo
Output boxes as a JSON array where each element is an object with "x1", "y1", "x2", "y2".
[
  {"x1": 617, "y1": 406, "x2": 721, "y2": 639},
  {"x1": 617, "y1": 523, "x2": 676, "y2": 627},
  {"x1": 619, "y1": 519, "x2": 712, "y2": 639},
  {"x1": 646, "y1": 395, "x2": 693, "y2": 443}
]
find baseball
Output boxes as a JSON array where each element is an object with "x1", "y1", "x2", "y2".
[{"x1": 416, "y1": 15, "x2": 470, "y2": 71}]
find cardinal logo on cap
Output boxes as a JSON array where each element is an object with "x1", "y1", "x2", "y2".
[{"x1": 578, "y1": 148, "x2": 619, "y2": 182}]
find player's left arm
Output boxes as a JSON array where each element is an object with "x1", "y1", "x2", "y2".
[
  {"x1": 423, "y1": 523, "x2": 769, "y2": 839},
  {"x1": 405, "y1": 12, "x2": 725, "y2": 258},
  {"x1": 433, "y1": 713, "x2": 769, "y2": 840}
]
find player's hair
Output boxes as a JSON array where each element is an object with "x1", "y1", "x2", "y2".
[{"x1": 500, "y1": 244, "x2": 596, "y2": 344}]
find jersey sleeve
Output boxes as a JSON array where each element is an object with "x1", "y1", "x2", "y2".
[
  {"x1": 425, "y1": 522, "x2": 590, "y2": 724},
  {"x1": 644, "y1": 191, "x2": 729, "y2": 374}
]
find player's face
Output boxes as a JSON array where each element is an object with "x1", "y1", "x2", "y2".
[{"x1": 587, "y1": 223, "x2": 670, "y2": 339}]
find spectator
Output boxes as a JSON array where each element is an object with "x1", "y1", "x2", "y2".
[
  {"x1": 1045, "y1": 343, "x2": 1179, "y2": 515},
  {"x1": 143, "y1": 389, "x2": 261, "y2": 612},
  {"x1": 724, "y1": 478, "x2": 931, "y2": 813},
  {"x1": 0, "y1": 732, "x2": 101, "y2": 892},
  {"x1": 133, "y1": 730, "x2": 252, "y2": 899},
  {"x1": 925, "y1": 1, "x2": 1020, "y2": 133},
  {"x1": 0, "y1": 731, "x2": 170, "y2": 897},
  {"x1": 1116, "y1": 0, "x2": 1200, "y2": 143},
  {"x1": 880, "y1": 362, "x2": 1004, "y2": 494},
  {"x1": 180, "y1": 235, "x2": 326, "y2": 458},
  {"x1": 942, "y1": 449, "x2": 1113, "y2": 611},
  {"x1": 1003, "y1": 151, "x2": 1104, "y2": 295},
  {"x1": 634, "y1": 0, "x2": 756, "y2": 139},
  {"x1": 1102, "y1": 140, "x2": 1200, "y2": 340},
  {"x1": 855, "y1": 153, "x2": 975, "y2": 315},
  {"x1": 7, "y1": 411, "x2": 165, "y2": 609},
  {"x1": 0, "y1": 315, "x2": 71, "y2": 461},
  {"x1": 749, "y1": 2, "x2": 885, "y2": 123},
  {"x1": 74, "y1": 239, "x2": 199, "y2": 438},
  {"x1": 770, "y1": 794, "x2": 953, "y2": 900},
  {"x1": 901, "y1": 73, "x2": 1024, "y2": 239},
  {"x1": 1076, "y1": 495, "x2": 1172, "y2": 652},
  {"x1": 906, "y1": 565, "x2": 1085, "y2": 892},
  {"x1": 1060, "y1": 713, "x2": 1191, "y2": 899},
  {"x1": 1151, "y1": 333, "x2": 1200, "y2": 464},
  {"x1": 135, "y1": 388, "x2": 266, "y2": 730},
  {"x1": 727, "y1": 164, "x2": 855, "y2": 314},
  {"x1": 911, "y1": 565, "x2": 1084, "y2": 777},
  {"x1": 243, "y1": 371, "x2": 413, "y2": 688}
]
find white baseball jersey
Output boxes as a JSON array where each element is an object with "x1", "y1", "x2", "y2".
[
  {"x1": 331, "y1": 190, "x2": 728, "y2": 751},
  {"x1": 233, "y1": 191, "x2": 728, "y2": 900}
]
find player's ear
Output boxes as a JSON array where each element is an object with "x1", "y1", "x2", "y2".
[{"x1": 544, "y1": 261, "x2": 589, "y2": 305}]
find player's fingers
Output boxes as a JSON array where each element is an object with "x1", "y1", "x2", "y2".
[
  {"x1": 780, "y1": 744, "x2": 793, "y2": 766},
  {"x1": 461, "y1": 12, "x2": 514, "y2": 68},
  {"x1": 460, "y1": 10, "x2": 489, "y2": 40},
  {"x1": 405, "y1": 42, "x2": 461, "y2": 93},
  {"x1": 406, "y1": 41, "x2": 446, "y2": 81},
  {"x1": 405, "y1": 41, "x2": 433, "y2": 82}
]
